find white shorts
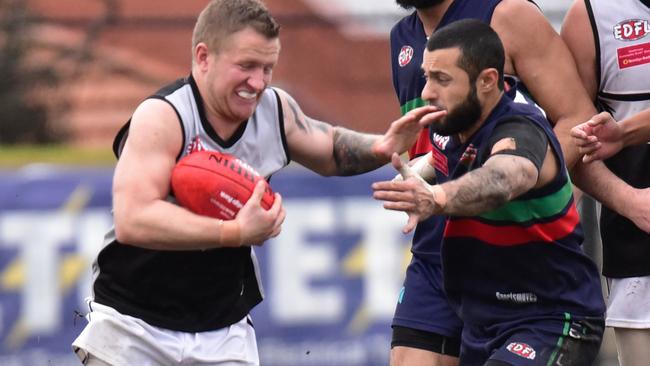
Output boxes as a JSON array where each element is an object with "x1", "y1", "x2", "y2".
[
  {"x1": 72, "y1": 301, "x2": 259, "y2": 366},
  {"x1": 606, "y1": 276, "x2": 650, "y2": 329}
]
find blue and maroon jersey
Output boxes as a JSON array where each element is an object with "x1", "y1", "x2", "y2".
[
  {"x1": 433, "y1": 95, "x2": 605, "y2": 326},
  {"x1": 390, "y1": 0, "x2": 501, "y2": 160},
  {"x1": 389, "y1": 0, "x2": 501, "y2": 261}
]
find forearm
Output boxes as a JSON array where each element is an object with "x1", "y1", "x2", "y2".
[
  {"x1": 620, "y1": 110, "x2": 650, "y2": 147},
  {"x1": 439, "y1": 166, "x2": 516, "y2": 216},
  {"x1": 114, "y1": 199, "x2": 238, "y2": 250},
  {"x1": 554, "y1": 119, "x2": 583, "y2": 170},
  {"x1": 332, "y1": 127, "x2": 387, "y2": 176},
  {"x1": 571, "y1": 160, "x2": 634, "y2": 215}
]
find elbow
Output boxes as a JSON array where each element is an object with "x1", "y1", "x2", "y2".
[
  {"x1": 113, "y1": 212, "x2": 145, "y2": 245},
  {"x1": 114, "y1": 218, "x2": 136, "y2": 244}
]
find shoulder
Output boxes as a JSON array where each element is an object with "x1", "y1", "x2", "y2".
[
  {"x1": 127, "y1": 98, "x2": 183, "y2": 150},
  {"x1": 492, "y1": 0, "x2": 550, "y2": 33},
  {"x1": 493, "y1": 0, "x2": 543, "y2": 18},
  {"x1": 561, "y1": 0, "x2": 590, "y2": 36},
  {"x1": 491, "y1": 0, "x2": 560, "y2": 57},
  {"x1": 390, "y1": 12, "x2": 418, "y2": 39},
  {"x1": 268, "y1": 87, "x2": 297, "y2": 110}
]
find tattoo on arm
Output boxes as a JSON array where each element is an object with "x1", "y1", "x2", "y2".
[
  {"x1": 332, "y1": 127, "x2": 381, "y2": 176},
  {"x1": 443, "y1": 156, "x2": 538, "y2": 215},
  {"x1": 288, "y1": 97, "x2": 330, "y2": 134},
  {"x1": 285, "y1": 94, "x2": 382, "y2": 176},
  {"x1": 446, "y1": 167, "x2": 511, "y2": 215},
  {"x1": 288, "y1": 101, "x2": 308, "y2": 132}
]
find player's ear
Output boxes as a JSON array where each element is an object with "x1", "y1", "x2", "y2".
[
  {"x1": 194, "y1": 43, "x2": 211, "y2": 72},
  {"x1": 478, "y1": 68, "x2": 499, "y2": 92}
]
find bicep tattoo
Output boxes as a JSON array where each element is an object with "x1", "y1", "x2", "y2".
[{"x1": 287, "y1": 97, "x2": 329, "y2": 134}]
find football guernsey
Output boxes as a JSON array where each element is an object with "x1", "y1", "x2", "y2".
[
  {"x1": 433, "y1": 94, "x2": 606, "y2": 327},
  {"x1": 587, "y1": 0, "x2": 650, "y2": 277},
  {"x1": 94, "y1": 75, "x2": 289, "y2": 332}
]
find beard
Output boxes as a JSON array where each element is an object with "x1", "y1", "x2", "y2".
[
  {"x1": 395, "y1": 0, "x2": 446, "y2": 10},
  {"x1": 430, "y1": 85, "x2": 482, "y2": 137}
]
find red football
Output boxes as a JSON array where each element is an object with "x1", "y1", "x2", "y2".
[{"x1": 171, "y1": 151, "x2": 275, "y2": 220}]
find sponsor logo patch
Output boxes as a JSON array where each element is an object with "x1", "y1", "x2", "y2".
[
  {"x1": 614, "y1": 19, "x2": 650, "y2": 41},
  {"x1": 617, "y1": 42, "x2": 650, "y2": 69},
  {"x1": 496, "y1": 291, "x2": 538, "y2": 304},
  {"x1": 398, "y1": 46, "x2": 414, "y2": 67},
  {"x1": 506, "y1": 342, "x2": 536, "y2": 360},
  {"x1": 432, "y1": 133, "x2": 450, "y2": 150}
]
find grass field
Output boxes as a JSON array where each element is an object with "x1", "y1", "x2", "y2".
[{"x1": 0, "y1": 145, "x2": 117, "y2": 168}]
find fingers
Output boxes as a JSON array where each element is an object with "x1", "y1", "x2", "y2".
[
  {"x1": 382, "y1": 201, "x2": 416, "y2": 211},
  {"x1": 418, "y1": 110, "x2": 447, "y2": 127},
  {"x1": 269, "y1": 192, "x2": 282, "y2": 213},
  {"x1": 407, "y1": 105, "x2": 440, "y2": 120},
  {"x1": 392, "y1": 153, "x2": 413, "y2": 179},
  {"x1": 372, "y1": 179, "x2": 410, "y2": 193},
  {"x1": 582, "y1": 147, "x2": 604, "y2": 164},
  {"x1": 570, "y1": 124, "x2": 589, "y2": 139},
  {"x1": 403, "y1": 214, "x2": 418, "y2": 234},
  {"x1": 374, "y1": 189, "x2": 413, "y2": 203},
  {"x1": 588, "y1": 111, "x2": 612, "y2": 127},
  {"x1": 274, "y1": 204, "x2": 286, "y2": 229},
  {"x1": 249, "y1": 180, "x2": 267, "y2": 205}
]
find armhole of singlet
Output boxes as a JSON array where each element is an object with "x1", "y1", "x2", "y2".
[
  {"x1": 149, "y1": 96, "x2": 186, "y2": 162},
  {"x1": 584, "y1": 0, "x2": 602, "y2": 93},
  {"x1": 271, "y1": 88, "x2": 291, "y2": 166}
]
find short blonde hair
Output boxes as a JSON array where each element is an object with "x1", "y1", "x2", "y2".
[{"x1": 192, "y1": 0, "x2": 280, "y2": 59}]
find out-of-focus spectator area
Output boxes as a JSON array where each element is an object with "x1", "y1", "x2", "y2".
[{"x1": 0, "y1": 1, "x2": 620, "y2": 365}]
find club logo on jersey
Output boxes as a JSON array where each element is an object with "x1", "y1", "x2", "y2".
[
  {"x1": 459, "y1": 144, "x2": 477, "y2": 168},
  {"x1": 506, "y1": 342, "x2": 536, "y2": 360},
  {"x1": 186, "y1": 136, "x2": 207, "y2": 154},
  {"x1": 398, "y1": 45, "x2": 414, "y2": 67},
  {"x1": 614, "y1": 19, "x2": 650, "y2": 41}
]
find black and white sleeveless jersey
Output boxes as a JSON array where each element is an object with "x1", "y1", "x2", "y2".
[
  {"x1": 587, "y1": 0, "x2": 650, "y2": 277},
  {"x1": 93, "y1": 75, "x2": 290, "y2": 332}
]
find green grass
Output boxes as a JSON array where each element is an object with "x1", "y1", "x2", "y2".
[{"x1": 0, "y1": 145, "x2": 117, "y2": 168}]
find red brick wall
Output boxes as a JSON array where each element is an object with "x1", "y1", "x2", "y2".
[{"x1": 27, "y1": 0, "x2": 400, "y2": 145}]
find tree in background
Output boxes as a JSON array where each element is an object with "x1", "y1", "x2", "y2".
[{"x1": 0, "y1": 0, "x2": 67, "y2": 144}]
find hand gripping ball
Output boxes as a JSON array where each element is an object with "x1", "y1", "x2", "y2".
[{"x1": 171, "y1": 151, "x2": 275, "y2": 220}]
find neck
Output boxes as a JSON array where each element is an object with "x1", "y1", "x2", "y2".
[
  {"x1": 416, "y1": 0, "x2": 455, "y2": 36},
  {"x1": 458, "y1": 91, "x2": 504, "y2": 144},
  {"x1": 192, "y1": 69, "x2": 242, "y2": 141}
]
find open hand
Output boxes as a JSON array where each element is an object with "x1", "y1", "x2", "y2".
[
  {"x1": 373, "y1": 153, "x2": 440, "y2": 233},
  {"x1": 373, "y1": 106, "x2": 447, "y2": 161}
]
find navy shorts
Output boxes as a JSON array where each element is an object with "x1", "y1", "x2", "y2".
[
  {"x1": 392, "y1": 254, "x2": 463, "y2": 354},
  {"x1": 462, "y1": 314, "x2": 604, "y2": 365}
]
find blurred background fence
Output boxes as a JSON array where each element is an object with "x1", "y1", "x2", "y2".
[{"x1": 0, "y1": 0, "x2": 618, "y2": 364}]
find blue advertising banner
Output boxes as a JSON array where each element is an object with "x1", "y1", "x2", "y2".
[{"x1": 0, "y1": 164, "x2": 412, "y2": 365}]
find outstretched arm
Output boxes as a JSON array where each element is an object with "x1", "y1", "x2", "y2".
[
  {"x1": 373, "y1": 152, "x2": 539, "y2": 233},
  {"x1": 277, "y1": 88, "x2": 444, "y2": 176}
]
